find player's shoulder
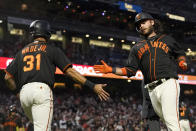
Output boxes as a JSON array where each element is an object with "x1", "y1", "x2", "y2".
[
  {"x1": 47, "y1": 43, "x2": 65, "y2": 56},
  {"x1": 47, "y1": 43, "x2": 61, "y2": 51},
  {"x1": 162, "y1": 34, "x2": 176, "y2": 42},
  {"x1": 129, "y1": 40, "x2": 145, "y2": 54},
  {"x1": 136, "y1": 39, "x2": 146, "y2": 44},
  {"x1": 133, "y1": 39, "x2": 146, "y2": 48}
]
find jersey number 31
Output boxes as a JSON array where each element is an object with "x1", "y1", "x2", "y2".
[{"x1": 23, "y1": 54, "x2": 41, "y2": 72}]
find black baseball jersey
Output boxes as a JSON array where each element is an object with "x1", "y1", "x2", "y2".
[
  {"x1": 125, "y1": 34, "x2": 185, "y2": 84},
  {"x1": 179, "y1": 107, "x2": 190, "y2": 120},
  {"x1": 6, "y1": 40, "x2": 72, "y2": 89}
]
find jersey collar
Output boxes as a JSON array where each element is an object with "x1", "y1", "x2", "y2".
[{"x1": 33, "y1": 40, "x2": 46, "y2": 44}]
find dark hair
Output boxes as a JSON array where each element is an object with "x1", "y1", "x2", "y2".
[
  {"x1": 153, "y1": 19, "x2": 164, "y2": 34},
  {"x1": 139, "y1": 19, "x2": 164, "y2": 38}
]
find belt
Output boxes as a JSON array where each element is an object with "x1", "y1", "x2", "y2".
[
  {"x1": 146, "y1": 78, "x2": 170, "y2": 90},
  {"x1": 180, "y1": 119, "x2": 189, "y2": 121}
]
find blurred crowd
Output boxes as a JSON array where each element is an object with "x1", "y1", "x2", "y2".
[{"x1": 0, "y1": 87, "x2": 195, "y2": 131}]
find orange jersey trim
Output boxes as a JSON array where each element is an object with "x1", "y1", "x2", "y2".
[
  {"x1": 152, "y1": 34, "x2": 165, "y2": 81},
  {"x1": 63, "y1": 64, "x2": 72, "y2": 73},
  {"x1": 175, "y1": 80, "x2": 182, "y2": 131},
  {"x1": 147, "y1": 48, "x2": 152, "y2": 81},
  {"x1": 46, "y1": 89, "x2": 53, "y2": 131},
  {"x1": 154, "y1": 48, "x2": 157, "y2": 80}
]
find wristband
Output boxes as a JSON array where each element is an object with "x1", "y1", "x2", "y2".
[
  {"x1": 84, "y1": 80, "x2": 95, "y2": 90},
  {"x1": 112, "y1": 67, "x2": 116, "y2": 74}
]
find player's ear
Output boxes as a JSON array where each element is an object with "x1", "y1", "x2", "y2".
[{"x1": 150, "y1": 20, "x2": 155, "y2": 26}]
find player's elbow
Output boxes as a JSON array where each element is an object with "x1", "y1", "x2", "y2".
[
  {"x1": 125, "y1": 68, "x2": 136, "y2": 77},
  {"x1": 4, "y1": 73, "x2": 16, "y2": 91},
  {"x1": 65, "y1": 68, "x2": 81, "y2": 79},
  {"x1": 4, "y1": 72, "x2": 14, "y2": 82}
]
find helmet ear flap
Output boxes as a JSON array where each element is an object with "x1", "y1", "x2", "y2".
[
  {"x1": 136, "y1": 25, "x2": 141, "y2": 33},
  {"x1": 135, "y1": 21, "x2": 143, "y2": 33}
]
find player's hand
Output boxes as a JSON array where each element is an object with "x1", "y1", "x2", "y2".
[
  {"x1": 93, "y1": 60, "x2": 112, "y2": 74},
  {"x1": 93, "y1": 84, "x2": 110, "y2": 101},
  {"x1": 179, "y1": 60, "x2": 187, "y2": 70}
]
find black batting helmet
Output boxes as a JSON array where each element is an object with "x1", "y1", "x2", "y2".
[
  {"x1": 135, "y1": 12, "x2": 154, "y2": 32},
  {"x1": 9, "y1": 104, "x2": 17, "y2": 113},
  {"x1": 29, "y1": 20, "x2": 51, "y2": 40},
  {"x1": 180, "y1": 101, "x2": 186, "y2": 107}
]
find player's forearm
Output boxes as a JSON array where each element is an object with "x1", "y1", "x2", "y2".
[
  {"x1": 66, "y1": 68, "x2": 97, "y2": 89},
  {"x1": 65, "y1": 68, "x2": 95, "y2": 89},
  {"x1": 65, "y1": 68, "x2": 87, "y2": 85}
]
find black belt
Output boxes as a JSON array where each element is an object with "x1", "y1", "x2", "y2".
[{"x1": 146, "y1": 78, "x2": 170, "y2": 90}]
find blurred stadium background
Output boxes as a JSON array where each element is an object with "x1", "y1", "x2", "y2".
[{"x1": 0, "y1": 0, "x2": 195, "y2": 130}]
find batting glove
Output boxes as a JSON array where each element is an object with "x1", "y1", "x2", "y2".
[
  {"x1": 179, "y1": 60, "x2": 188, "y2": 70},
  {"x1": 93, "y1": 60, "x2": 112, "y2": 73}
]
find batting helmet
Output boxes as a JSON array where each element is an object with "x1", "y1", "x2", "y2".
[
  {"x1": 135, "y1": 12, "x2": 154, "y2": 32},
  {"x1": 9, "y1": 104, "x2": 17, "y2": 113},
  {"x1": 29, "y1": 20, "x2": 51, "y2": 40},
  {"x1": 181, "y1": 101, "x2": 186, "y2": 107}
]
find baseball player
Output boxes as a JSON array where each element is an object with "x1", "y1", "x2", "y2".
[
  {"x1": 3, "y1": 105, "x2": 23, "y2": 131},
  {"x1": 141, "y1": 80, "x2": 160, "y2": 131},
  {"x1": 94, "y1": 12, "x2": 187, "y2": 131},
  {"x1": 179, "y1": 102, "x2": 192, "y2": 131},
  {"x1": 4, "y1": 20, "x2": 109, "y2": 131}
]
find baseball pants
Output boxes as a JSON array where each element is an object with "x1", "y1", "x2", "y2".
[
  {"x1": 20, "y1": 82, "x2": 53, "y2": 131},
  {"x1": 147, "y1": 78, "x2": 181, "y2": 131},
  {"x1": 180, "y1": 119, "x2": 191, "y2": 131}
]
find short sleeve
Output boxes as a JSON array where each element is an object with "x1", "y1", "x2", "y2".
[
  {"x1": 169, "y1": 36, "x2": 186, "y2": 59},
  {"x1": 6, "y1": 53, "x2": 20, "y2": 78},
  {"x1": 53, "y1": 47, "x2": 72, "y2": 72}
]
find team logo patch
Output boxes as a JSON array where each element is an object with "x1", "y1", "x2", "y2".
[{"x1": 136, "y1": 14, "x2": 141, "y2": 20}]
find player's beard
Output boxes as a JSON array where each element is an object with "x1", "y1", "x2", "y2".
[{"x1": 140, "y1": 25, "x2": 154, "y2": 37}]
